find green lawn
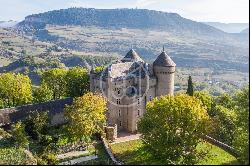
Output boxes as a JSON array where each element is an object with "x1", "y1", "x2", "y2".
[{"x1": 110, "y1": 139, "x2": 239, "y2": 165}]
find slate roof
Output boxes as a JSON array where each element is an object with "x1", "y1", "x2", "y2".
[
  {"x1": 96, "y1": 61, "x2": 152, "y2": 81},
  {"x1": 121, "y1": 49, "x2": 144, "y2": 63},
  {"x1": 153, "y1": 51, "x2": 176, "y2": 67},
  {"x1": 94, "y1": 49, "x2": 155, "y2": 81}
]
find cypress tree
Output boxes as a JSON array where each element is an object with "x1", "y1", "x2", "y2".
[{"x1": 187, "y1": 76, "x2": 194, "y2": 96}]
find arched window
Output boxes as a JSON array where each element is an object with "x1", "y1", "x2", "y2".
[{"x1": 118, "y1": 110, "x2": 121, "y2": 117}]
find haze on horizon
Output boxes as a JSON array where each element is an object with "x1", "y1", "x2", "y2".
[{"x1": 0, "y1": 0, "x2": 249, "y2": 23}]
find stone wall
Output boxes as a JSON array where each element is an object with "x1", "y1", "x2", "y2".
[
  {"x1": 204, "y1": 135, "x2": 239, "y2": 157},
  {"x1": 101, "y1": 136, "x2": 123, "y2": 165},
  {"x1": 104, "y1": 124, "x2": 117, "y2": 142},
  {"x1": 0, "y1": 98, "x2": 73, "y2": 127}
]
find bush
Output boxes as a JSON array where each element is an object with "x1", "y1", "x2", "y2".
[{"x1": 11, "y1": 122, "x2": 29, "y2": 148}]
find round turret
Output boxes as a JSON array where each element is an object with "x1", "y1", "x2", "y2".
[{"x1": 153, "y1": 50, "x2": 176, "y2": 96}]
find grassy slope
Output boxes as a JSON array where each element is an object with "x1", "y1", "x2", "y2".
[
  {"x1": 0, "y1": 136, "x2": 36, "y2": 165},
  {"x1": 110, "y1": 139, "x2": 239, "y2": 165},
  {"x1": 46, "y1": 25, "x2": 248, "y2": 64}
]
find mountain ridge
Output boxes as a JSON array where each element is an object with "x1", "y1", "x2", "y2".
[
  {"x1": 17, "y1": 8, "x2": 228, "y2": 37},
  {"x1": 1, "y1": 7, "x2": 248, "y2": 73},
  {"x1": 203, "y1": 22, "x2": 249, "y2": 33}
]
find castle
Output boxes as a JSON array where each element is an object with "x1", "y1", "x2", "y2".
[{"x1": 90, "y1": 48, "x2": 176, "y2": 134}]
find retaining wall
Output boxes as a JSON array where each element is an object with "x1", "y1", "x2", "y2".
[
  {"x1": 204, "y1": 135, "x2": 239, "y2": 157},
  {"x1": 0, "y1": 98, "x2": 73, "y2": 127},
  {"x1": 101, "y1": 136, "x2": 123, "y2": 165}
]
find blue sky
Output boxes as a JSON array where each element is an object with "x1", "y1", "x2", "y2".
[{"x1": 0, "y1": 0, "x2": 249, "y2": 23}]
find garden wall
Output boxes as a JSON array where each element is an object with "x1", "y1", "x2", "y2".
[
  {"x1": 0, "y1": 98, "x2": 73, "y2": 127},
  {"x1": 101, "y1": 136, "x2": 123, "y2": 165},
  {"x1": 204, "y1": 135, "x2": 239, "y2": 157}
]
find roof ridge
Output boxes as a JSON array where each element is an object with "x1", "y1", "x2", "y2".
[
  {"x1": 153, "y1": 51, "x2": 176, "y2": 67},
  {"x1": 121, "y1": 49, "x2": 144, "y2": 62}
]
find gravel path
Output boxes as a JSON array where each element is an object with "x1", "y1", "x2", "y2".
[
  {"x1": 57, "y1": 151, "x2": 89, "y2": 160},
  {"x1": 111, "y1": 132, "x2": 141, "y2": 144},
  {"x1": 59, "y1": 155, "x2": 98, "y2": 165}
]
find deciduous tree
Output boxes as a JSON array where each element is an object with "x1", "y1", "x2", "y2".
[
  {"x1": 11, "y1": 121, "x2": 29, "y2": 148},
  {"x1": 0, "y1": 73, "x2": 32, "y2": 108},
  {"x1": 33, "y1": 83, "x2": 53, "y2": 103},
  {"x1": 65, "y1": 67, "x2": 90, "y2": 97},
  {"x1": 64, "y1": 92, "x2": 107, "y2": 141},
  {"x1": 138, "y1": 93, "x2": 211, "y2": 164},
  {"x1": 233, "y1": 86, "x2": 249, "y2": 164},
  {"x1": 41, "y1": 68, "x2": 67, "y2": 100}
]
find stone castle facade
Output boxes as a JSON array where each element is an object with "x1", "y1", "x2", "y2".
[{"x1": 90, "y1": 49, "x2": 176, "y2": 133}]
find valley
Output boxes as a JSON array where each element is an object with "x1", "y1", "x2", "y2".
[{"x1": 0, "y1": 8, "x2": 249, "y2": 94}]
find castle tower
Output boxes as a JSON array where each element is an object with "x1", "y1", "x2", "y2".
[{"x1": 153, "y1": 48, "x2": 176, "y2": 96}]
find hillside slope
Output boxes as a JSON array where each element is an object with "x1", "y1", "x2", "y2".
[
  {"x1": 5, "y1": 8, "x2": 248, "y2": 73},
  {"x1": 203, "y1": 22, "x2": 249, "y2": 33}
]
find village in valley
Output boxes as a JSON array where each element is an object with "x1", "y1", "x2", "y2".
[{"x1": 0, "y1": 1, "x2": 249, "y2": 165}]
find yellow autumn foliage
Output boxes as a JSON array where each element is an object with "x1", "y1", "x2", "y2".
[{"x1": 64, "y1": 92, "x2": 107, "y2": 140}]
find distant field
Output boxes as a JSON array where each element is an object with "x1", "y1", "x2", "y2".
[{"x1": 110, "y1": 139, "x2": 239, "y2": 165}]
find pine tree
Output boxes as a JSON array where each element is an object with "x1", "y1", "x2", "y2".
[{"x1": 187, "y1": 76, "x2": 194, "y2": 96}]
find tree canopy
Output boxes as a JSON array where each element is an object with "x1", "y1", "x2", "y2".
[
  {"x1": 65, "y1": 67, "x2": 90, "y2": 97},
  {"x1": 64, "y1": 92, "x2": 107, "y2": 141},
  {"x1": 0, "y1": 73, "x2": 32, "y2": 108},
  {"x1": 233, "y1": 86, "x2": 249, "y2": 164},
  {"x1": 32, "y1": 83, "x2": 53, "y2": 103},
  {"x1": 41, "y1": 68, "x2": 67, "y2": 100},
  {"x1": 138, "y1": 93, "x2": 211, "y2": 164},
  {"x1": 186, "y1": 76, "x2": 194, "y2": 96}
]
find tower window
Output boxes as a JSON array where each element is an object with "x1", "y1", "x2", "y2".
[
  {"x1": 119, "y1": 110, "x2": 121, "y2": 117},
  {"x1": 149, "y1": 96, "x2": 152, "y2": 101},
  {"x1": 118, "y1": 90, "x2": 120, "y2": 94},
  {"x1": 138, "y1": 110, "x2": 140, "y2": 116},
  {"x1": 117, "y1": 99, "x2": 121, "y2": 104},
  {"x1": 119, "y1": 121, "x2": 122, "y2": 127},
  {"x1": 138, "y1": 98, "x2": 140, "y2": 104}
]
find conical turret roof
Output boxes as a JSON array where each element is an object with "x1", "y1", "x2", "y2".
[
  {"x1": 153, "y1": 51, "x2": 176, "y2": 67},
  {"x1": 121, "y1": 49, "x2": 144, "y2": 62}
]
